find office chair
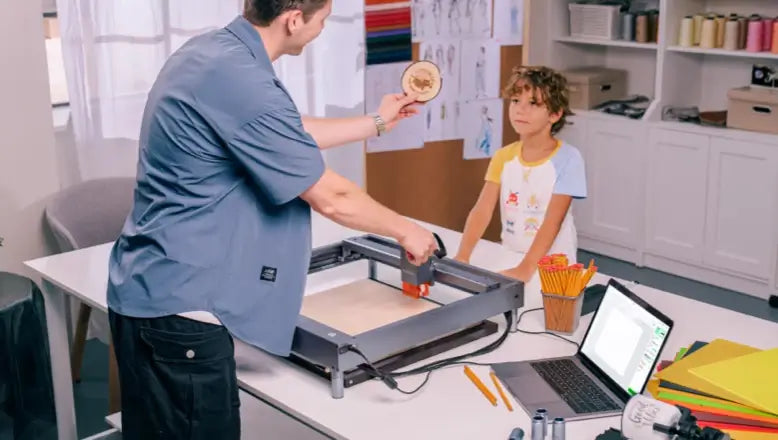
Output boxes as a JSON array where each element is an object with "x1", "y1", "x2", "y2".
[{"x1": 44, "y1": 177, "x2": 135, "y2": 413}]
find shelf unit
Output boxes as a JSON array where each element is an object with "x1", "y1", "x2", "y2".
[{"x1": 525, "y1": 0, "x2": 778, "y2": 301}]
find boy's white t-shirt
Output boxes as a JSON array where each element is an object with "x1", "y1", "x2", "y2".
[{"x1": 485, "y1": 140, "x2": 587, "y2": 262}]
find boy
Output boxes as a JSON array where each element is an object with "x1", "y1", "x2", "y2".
[{"x1": 454, "y1": 66, "x2": 586, "y2": 283}]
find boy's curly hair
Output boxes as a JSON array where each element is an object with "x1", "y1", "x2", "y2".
[{"x1": 502, "y1": 65, "x2": 574, "y2": 135}]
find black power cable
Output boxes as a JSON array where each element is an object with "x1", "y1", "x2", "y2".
[{"x1": 347, "y1": 307, "x2": 582, "y2": 396}]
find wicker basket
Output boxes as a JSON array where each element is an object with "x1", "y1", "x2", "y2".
[{"x1": 569, "y1": 3, "x2": 621, "y2": 40}]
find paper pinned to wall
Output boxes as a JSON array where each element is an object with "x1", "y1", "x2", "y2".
[
  {"x1": 458, "y1": 0, "x2": 493, "y2": 39},
  {"x1": 462, "y1": 98, "x2": 504, "y2": 160},
  {"x1": 423, "y1": 98, "x2": 462, "y2": 142},
  {"x1": 460, "y1": 39, "x2": 502, "y2": 101},
  {"x1": 493, "y1": 0, "x2": 523, "y2": 44},
  {"x1": 419, "y1": 39, "x2": 460, "y2": 99},
  {"x1": 365, "y1": 62, "x2": 425, "y2": 153}
]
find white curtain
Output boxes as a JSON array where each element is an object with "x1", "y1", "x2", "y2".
[{"x1": 57, "y1": 0, "x2": 366, "y2": 187}]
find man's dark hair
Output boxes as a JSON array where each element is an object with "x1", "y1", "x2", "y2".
[{"x1": 244, "y1": 0, "x2": 329, "y2": 26}]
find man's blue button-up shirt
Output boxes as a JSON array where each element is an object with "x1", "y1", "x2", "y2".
[{"x1": 107, "y1": 16, "x2": 325, "y2": 356}]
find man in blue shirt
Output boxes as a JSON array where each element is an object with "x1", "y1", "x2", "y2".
[{"x1": 106, "y1": 1, "x2": 439, "y2": 438}]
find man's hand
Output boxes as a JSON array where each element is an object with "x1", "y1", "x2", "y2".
[
  {"x1": 377, "y1": 93, "x2": 421, "y2": 132},
  {"x1": 500, "y1": 260, "x2": 536, "y2": 283},
  {"x1": 398, "y1": 221, "x2": 438, "y2": 266}
]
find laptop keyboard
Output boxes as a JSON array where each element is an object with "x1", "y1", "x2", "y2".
[{"x1": 531, "y1": 359, "x2": 620, "y2": 414}]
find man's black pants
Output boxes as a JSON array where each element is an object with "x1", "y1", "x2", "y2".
[{"x1": 108, "y1": 309, "x2": 240, "y2": 439}]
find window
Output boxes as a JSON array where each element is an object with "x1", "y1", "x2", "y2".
[{"x1": 43, "y1": 12, "x2": 69, "y2": 107}]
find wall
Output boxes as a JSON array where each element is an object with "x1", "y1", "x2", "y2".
[{"x1": 0, "y1": 0, "x2": 61, "y2": 278}]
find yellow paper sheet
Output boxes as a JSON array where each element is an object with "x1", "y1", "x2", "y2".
[
  {"x1": 654, "y1": 338, "x2": 760, "y2": 403},
  {"x1": 690, "y1": 347, "x2": 778, "y2": 415}
]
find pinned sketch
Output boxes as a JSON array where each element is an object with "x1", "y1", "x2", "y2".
[
  {"x1": 460, "y1": 39, "x2": 501, "y2": 100},
  {"x1": 460, "y1": 0, "x2": 492, "y2": 38},
  {"x1": 423, "y1": 98, "x2": 461, "y2": 142},
  {"x1": 419, "y1": 39, "x2": 460, "y2": 98},
  {"x1": 493, "y1": 0, "x2": 523, "y2": 44},
  {"x1": 411, "y1": 0, "x2": 427, "y2": 41},
  {"x1": 463, "y1": 99, "x2": 503, "y2": 160},
  {"x1": 365, "y1": 62, "x2": 425, "y2": 153}
]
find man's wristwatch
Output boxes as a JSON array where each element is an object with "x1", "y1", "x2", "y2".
[{"x1": 369, "y1": 112, "x2": 386, "y2": 137}]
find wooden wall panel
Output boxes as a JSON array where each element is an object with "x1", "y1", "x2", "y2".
[{"x1": 366, "y1": 44, "x2": 523, "y2": 242}]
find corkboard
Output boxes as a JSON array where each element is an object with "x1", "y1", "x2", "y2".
[{"x1": 365, "y1": 44, "x2": 523, "y2": 242}]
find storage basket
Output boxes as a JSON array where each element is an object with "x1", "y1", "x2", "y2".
[{"x1": 569, "y1": 3, "x2": 621, "y2": 39}]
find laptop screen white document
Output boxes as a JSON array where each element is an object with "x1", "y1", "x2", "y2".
[{"x1": 580, "y1": 283, "x2": 671, "y2": 397}]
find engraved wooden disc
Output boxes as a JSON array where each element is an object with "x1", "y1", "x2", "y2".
[{"x1": 401, "y1": 60, "x2": 442, "y2": 102}]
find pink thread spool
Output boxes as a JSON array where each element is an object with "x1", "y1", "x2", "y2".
[
  {"x1": 773, "y1": 20, "x2": 778, "y2": 54},
  {"x1": 764, "y1": 18, "x2": 774, "y2": 51},
  {"x1": 746, "y1": 16, "x2": 763, "y2": 52}
]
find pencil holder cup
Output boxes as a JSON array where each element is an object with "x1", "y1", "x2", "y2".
[{"x1": 541, "y1": 291, "x2": 584, "y2": 335}]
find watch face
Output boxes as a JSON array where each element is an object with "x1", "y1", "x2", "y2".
[{"x1": 401, "y1": 60, "x2": 442, "y2": 103}]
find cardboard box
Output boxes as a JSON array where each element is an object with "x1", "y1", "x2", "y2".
[
  {"x1": 563, "y1": 67, "x2": 628, "y2": 110},
  {"x1": 727, "y1": 87, "x2": 778, "y2": 135}
]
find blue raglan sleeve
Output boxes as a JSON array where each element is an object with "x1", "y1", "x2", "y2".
[{"x1": 552, "y1": 144, "x2": 587, "y2": 199}]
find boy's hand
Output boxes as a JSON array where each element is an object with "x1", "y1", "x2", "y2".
[{"x1": 500, "y1": 261, "x2": 536, "y2": 283}]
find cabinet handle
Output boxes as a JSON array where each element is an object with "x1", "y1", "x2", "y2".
[
  {"x1": 600, "y1": 84, "x2": 612, "y2": 92},
  {"x1": 752, "y1": 106, "x2": 772, "y2": 114}
]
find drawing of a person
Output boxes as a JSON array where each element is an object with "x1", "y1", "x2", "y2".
[
  {"x1": 510, "y1": 1, "x2": 520, "y2": 35},
  {"x1": 475, "y1": 105, "x2": 493, "y2": 156},
  {"x1": 423, "y1": 45, "x2": 433, "y2": 61},
  {"x1": 475, "y1": 45, "x2": 486, "y2": 98},
  {"x1": 478, "y1": 0, "x2": 489, "y2": 33},
  {"x1": 465, "y1": 0, "x2": 475, "y2": 33},
  {"x1": 449, "y1": 0, "x2": 462, "y2": 36},
  {"x1": 432, "y1": 0, "x2": 443, "y2": 35},
  {"x1": 412, "y1": 0, "x2": 425, "y2": 38},
  {"x1": 435, "y1": 44, "x2": 445, "y2": 71},
  {"x1": 446, "y1": 44, "x2": 456, "y2": 76}
]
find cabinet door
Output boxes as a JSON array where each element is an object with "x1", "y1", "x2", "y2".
[
  {"x1": 704, "y1": 137, "x2": 778, "y2": 279},
  {"x1": 557, "y1": 116, "x2": 592, "y2": 235},
  {"x1": 584, "y1": 118, "x2": 645, "y2": 248},
  {"x1": 645, "y1": 129, "x2": 709, "y2": 263}
]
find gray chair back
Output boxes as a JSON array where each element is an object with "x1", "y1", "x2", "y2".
[{"x1": 44, "y1": 177, "x2": 136, "y2": 252}]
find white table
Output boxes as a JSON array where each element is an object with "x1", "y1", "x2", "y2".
[{"x1": 24, "y1": 214, "x2": 778, "y2": 440}]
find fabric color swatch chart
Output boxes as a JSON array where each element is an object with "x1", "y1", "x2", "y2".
[{"x1": 365, "y1": 0, "x2": 413, "y2": 65}]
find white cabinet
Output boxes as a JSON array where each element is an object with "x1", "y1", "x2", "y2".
[
  {"x1": 645, "y1": 129, "x2": 709, "y2": 264},
  {"x1": 582, "y1": 117, "x2": 645, "y2": 250},
  {"x1": 703, "y1": 138, "x2": 778, "y2": 280}
]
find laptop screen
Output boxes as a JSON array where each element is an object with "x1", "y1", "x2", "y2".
[{"x1": 579, "y1": 281, "x2": 671, "y2": 397}]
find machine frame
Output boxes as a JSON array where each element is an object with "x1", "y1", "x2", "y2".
[{"x1": 289, "y1": 234, "x2": 525, "y2": 398}]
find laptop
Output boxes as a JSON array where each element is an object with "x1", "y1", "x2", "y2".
[{"x1": 492, "y1": 278, "x2": 674, "y2": 421}]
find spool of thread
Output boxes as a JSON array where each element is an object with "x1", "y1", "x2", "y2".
[
  {"x1": 649, "y1": 10, "x2": 659, "y2": 42},
  {"x1": 700, "y1": 16, "x2": 717, "y2": 48},
  {"x1": 738, "y1": 16, "x2": 749, "y2": 49},
  {"x1": 693, "y1": 14, "x2": 705, "y2": 45},
  {"x1": 622, "y1": 12, "x2": 635, "y2": 41},
  {"x1": 635, "y1": 12, "x2": 649, "y2": 43},
  {"x1": 715, "y1": 15, "x2": 727, "y2": 47},
  {"x1": 773, "y1": 20, "x2": 778, "y2": 54},
  {"x1": 679, "y1": 16, "x2": 694, "y2": 47},
  {"x1": 552, "y1": 418, "x2": 566, "y2": 440},
  {"x1": 763, "y1": 18, "x2": 774, "y2": 50},
  {"x1": 746, "y1": 16, "x2": 764, "y2": 52},
  {"x1": 724, "y1": 17, "x2": 740, "y2": 50}
]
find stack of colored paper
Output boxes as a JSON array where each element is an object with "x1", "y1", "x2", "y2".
[{"x1": 650, "y1": 338, "x2": 778, "y2": 439}]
